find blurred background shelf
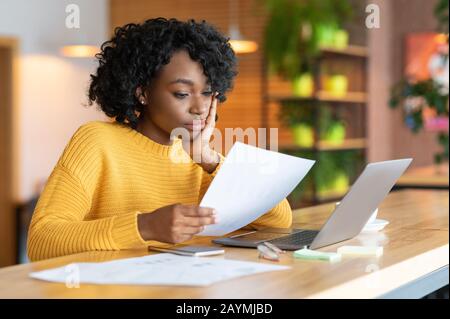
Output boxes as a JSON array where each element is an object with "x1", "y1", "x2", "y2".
[
  {"x1": 315, "y1": 190, "x2": 349, "y2": 203},
  {"x1": 395, "y1": 163, "x2": 449, "y2": 190},
  {"x1": 269, "y1": 91, "x2": 367, "y2": 103},
  {"x1": 263, "y1": 34, "x2": 368, "y2": 208},
  {"x1": 319, "y1": 45, "x2": 368, "y2": 58},
  {"x1": 279, "y1": 138, "x2": 367, "y2": 152},
  {"x1": 316, "y1": 91, "x2": 367, "y2": 103}
]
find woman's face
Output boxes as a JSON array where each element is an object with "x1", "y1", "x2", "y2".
[{"x1": 140, "y1": 49, "x2": 214, "y2": 140}]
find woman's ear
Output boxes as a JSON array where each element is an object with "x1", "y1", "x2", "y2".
[{"x1": 135, "y1": 87, "x2": 147, "y2": 105}]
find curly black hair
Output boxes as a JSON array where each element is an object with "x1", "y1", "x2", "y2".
[{"x1": 88, "y1": 17, "x2": 238, "y2": 129}]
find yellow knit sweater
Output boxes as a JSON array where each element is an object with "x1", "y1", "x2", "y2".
[{"x1": 27, "y1": 121, "x2": 293, "y2": 261}]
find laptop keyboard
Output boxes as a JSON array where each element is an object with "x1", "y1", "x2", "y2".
[{"x1": 268, "y1": 230, "x2": 319, "y2": 247}]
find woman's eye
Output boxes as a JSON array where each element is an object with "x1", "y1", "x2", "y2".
[
  {"x1": 174, "y1": 92, "x2": 212, "y2": 99},
  {"x1": 173, "y1": 92, "x2": 188, "y2": 99}
]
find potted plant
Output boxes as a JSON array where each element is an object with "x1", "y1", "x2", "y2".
[
  {"x1": 390, "y1": 79, "x2": 449, "y2": 164},
  {"x1": 287, "y1": 150, "x2": 361, "y2": 206},
  {"x1": 261, "y1": 0, "x2": 353, "y2": 81},
  {"x1": 319, "y1": 105, "x2": 346, "y2": 144},
  {"x1": 315, "y1": 152, "x2": 349, "y2": 198},
  {"x1": 292, "y1": 72, "x2": 314, "y2": 97},
  {"x1": 262, "y1": 0, "x2": 353, "y2": 149},
  {"x1": 278, "y1": 102, "x2": 315, "y2": 147},
  {"x1": 390, "y1": 0, "x2": 449, "y2": 166}
]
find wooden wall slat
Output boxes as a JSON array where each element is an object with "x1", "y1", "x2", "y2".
[{"x1": 0, "y1": 37, "x2": 18, "y2": 266}]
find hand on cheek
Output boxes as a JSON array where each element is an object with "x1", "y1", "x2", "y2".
[{"x1": 186, "y1": 92, "x2": 220, "y2": 170}]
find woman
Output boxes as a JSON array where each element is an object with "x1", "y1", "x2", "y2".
[{"x1": 27, "y1": 18, "x2": 292, "y2": 261}]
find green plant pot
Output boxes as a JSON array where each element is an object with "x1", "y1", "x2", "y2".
[
  {"x1": 317, "y1": 171, "x2": 349, "y2": 197},
  {"x1": 317, "y1": 24, "x2": 338, "y2": 48},
  {"x1": 292, "y1": 73, "x2": 314, "y2": 97},
  {"x1": 323, "y1": 122, "x2": 346, "y2": 145},
  {"x1": 291, "y1": 123, "x2": 314, "y2": 147},
  {"x1": 332, "y1": 171, "x2": 349, "y2": 193},
  {"x1": 332, "y1": 29, "x2": 349, "y2": 49},
  {"x1": 324, "y1": 75, "x2": 348, "y2": 97}
]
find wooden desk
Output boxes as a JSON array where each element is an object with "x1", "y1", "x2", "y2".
[
  {"x1": 396, "y1": 164, "x2": 449, "y2": 189},
  {"x1": 0, "y1": 190, "x2": 448, "y2": 299}
]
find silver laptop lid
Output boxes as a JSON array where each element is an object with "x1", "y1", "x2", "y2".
[{"x1": 309, "y1": 158, "x2": 413, "y2": 250}]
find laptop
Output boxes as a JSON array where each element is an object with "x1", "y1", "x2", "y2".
[{"x1": 213, "y1": 159, "x2": 412, "y2": 250}]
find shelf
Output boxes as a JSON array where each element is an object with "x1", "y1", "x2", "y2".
[
  {"x1": 279, "y1": 138, "x2": 367, "y2": 151},
  {"x1": 297, "y1": 190, "x2": 348, "y2": 205},
  {"x1": 319, "y1": 45, "x2": 368, "y2": 58},
  {"x1": 269, "y1": 91, "x2": 367, "y2": 104},
  {"x1": 316, "y1": 190, "x2": 348, "y2": 203},
  {"x1": 316, "y1": 91, "x2": 367, "y2": 103},
  {"x1": 263, "y1": 40, "x2": 368, "y2": 208}
]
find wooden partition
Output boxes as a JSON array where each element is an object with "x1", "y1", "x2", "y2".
[{"x1": 0, "y1": 37, "x2": 18, "y2": 266}]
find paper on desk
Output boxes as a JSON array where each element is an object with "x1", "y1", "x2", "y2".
[
  {"x1": 198, "y1": 142, "x2": 315, "y2": 236},
  {"x1": 29, "y1": 253, "x2": 290, "y2": 287}
]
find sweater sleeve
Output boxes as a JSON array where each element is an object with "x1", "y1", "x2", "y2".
[
  {"x1": 27, "y1": 164, "x2": 148, "y2": 262},
  {"x1": 246, "y1": 198, "x2": 293, "y2": 229},
  {"x1": 27, "y1": 123, "x2": 149, "y2": 261}
]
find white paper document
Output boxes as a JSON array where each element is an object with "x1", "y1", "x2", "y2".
[
  {"x1": 29, "y1": 253, "x2": 290, "y2": 287},
  {"x1": 198, "y1": 142, "x2": 315, "y2": 236}
]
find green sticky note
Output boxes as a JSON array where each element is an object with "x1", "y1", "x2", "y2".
[{"x1": 293, "y1": 248, "x2": 341, "y2": 263}]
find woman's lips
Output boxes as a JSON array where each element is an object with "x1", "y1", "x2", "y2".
[{"x1": 183, "y1": 120, "x2": 206, "y2": 130}]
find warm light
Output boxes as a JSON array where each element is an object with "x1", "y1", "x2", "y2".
[
  {"x1": 435, "y1": 33, "x2": 449, "y2": 45},
  {"x1": 60, "y1": 45, "x2": 99, "y2": 58},
  {"x1": 229, "y1": 40, "x2": 258, "y2": 54}
]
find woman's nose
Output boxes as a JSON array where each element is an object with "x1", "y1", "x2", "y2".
[{"x1": 189, "y1": 97, "x2": 209, "y2": 116}]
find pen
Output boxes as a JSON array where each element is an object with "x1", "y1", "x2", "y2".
[
  {"x1": 257, "y1": 244, "x2": 280, "y2": 261},
  {"x1": 263, "y1": 242, "x2": 285, "y2": 254},
  {"x1": 230, "y1": 230, "x2": 257, "y2": 238}
]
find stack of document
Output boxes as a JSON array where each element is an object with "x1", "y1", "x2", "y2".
[{"x1": 30, "y1": 253, "x2": 290, "y2": 287}]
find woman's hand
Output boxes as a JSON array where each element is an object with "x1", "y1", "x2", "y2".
[
  {"x1": 137, "y1": 204, "x2": 218, "y2": 243},
  {"x1": 183, "y1": 92, "x2": 220, "y2": 173}
]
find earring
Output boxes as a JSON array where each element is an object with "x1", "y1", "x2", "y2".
[{"x1": 140, "y1": 98, "x2": 145, "y2": 105}]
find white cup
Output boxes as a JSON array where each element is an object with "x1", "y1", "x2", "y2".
[{"x1": 335, "y1": 202, "x2": 378, "y2": 225}]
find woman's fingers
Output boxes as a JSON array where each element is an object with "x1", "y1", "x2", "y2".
[
  {"x1": 181, "y1": 205, "x2": 216, "y2": 217},
  {"x1": 200, "y1": 92, "x2": 218, "y2": 144},
  {"x1": 174, "y1": 234, "x2": 195, "y2": 242},
  {"x1": 178, "y1": 205, "x2": 218, "y2": 229},
  {"x1": 205, "y1": 92, "x2": 218, "y2": 128},
  {"x1": 181, "y1": 225, "x2": 205, "y2": 235},
  {"x1": 183, "y1": 215, "x2": 217, "y2": 227}
]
